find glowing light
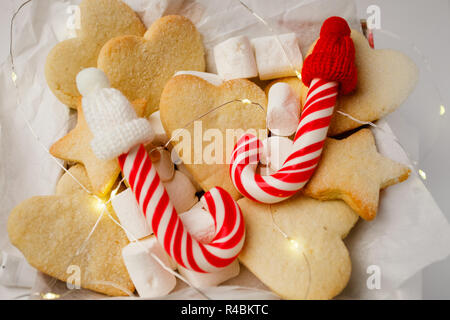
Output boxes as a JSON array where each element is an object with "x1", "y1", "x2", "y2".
[
  {"x1": 241, "y1": 99, "x2": 251, "y2": 104},
  {"x1": 41, "y1": 292, "x2": 60, "y2": 300},
  {"x1": 110, "y1": 189, "x2": 118, "y2": 199},
  {"x1": 295, "y1": 69, "x2": 302, "y2": 80},
  {"x1": 440, "y1": 105, "x2": 446, "y2": 116},
  {"x1": 11, "y1": 71, "x2": 17, "y2": 83},
  {"x1": 418, "y1": 169, "x2": 427, "y2": 180}
]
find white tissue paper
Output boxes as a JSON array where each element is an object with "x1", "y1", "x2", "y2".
[
  {"x1": 267, "y1": 82, "x2": 300, "y2": 136},
  {"x1": 1, "y1": 0, "x2": 450, "y2": 301},
  {"x1": 214, "y1": 36, "x2": 258, "y2": 80}
]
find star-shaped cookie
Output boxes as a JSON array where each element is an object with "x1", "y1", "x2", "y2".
[
  {"x1": 303, "y1": 129, "x2": 410, "y2": 220},
  {"x1": 50, "y1": 99, "x2": 146, "y2": 196}
]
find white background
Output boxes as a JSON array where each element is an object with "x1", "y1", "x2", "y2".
[{"x1": 0, "y1": 0, "x2": 448, "y2": 299}]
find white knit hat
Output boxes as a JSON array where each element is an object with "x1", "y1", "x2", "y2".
[{"x1": 76, "y1": 68, "x2": 154, "y2": 160}]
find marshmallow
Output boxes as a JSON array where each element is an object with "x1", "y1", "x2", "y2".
[
  {"x1": 122, "y1": 237, "x2": 176, "y2": 298},
  {"x1": 148, "y1": 111, "x2": 169, "y2": 146},
  {"x1": 124, "y1": 0, "x2": 184, "y2": 28},
  {"x1": 78, "y1": 68, "x2": 154, "y2": 160},
  {"x1": 267, "y1": 82, "x2": 300, "y2": 136},
  {"x1": 163, "y1": 171, "x2": 198, "y2": 213},
  {"x1": 0, "y1": 251, "x2": 36, "y2": 288},
  {"x1": 214, "y1": 36, "x2": 258, "y2": 80},
  {"x1": 111, "y1": 188, "x2": 152, "y2": 241},
  {"x1": 178, "y1": 260, "x2": 240, "y2": 289},
  {"x1": 152, "y1": 149, "x2": 175, "y2": 182},
  {"x1": 76, "y1": 67, "x2": 110, "y2": 96},
  {"x1": 174, "y1": 71, "x2": 224, "y2": 86},
  {"x1": 261, "y1": 136, "x2": 294, "y2": 171},
  {"x1": 176, "y1": 163, "x2": 203, "y2": 192},
  {"x1": 179, "y1": 202, "x2": 215, "y2": 243},
  {"x1": 251, "y1": 33, "x2": 303, "y2": 80}
]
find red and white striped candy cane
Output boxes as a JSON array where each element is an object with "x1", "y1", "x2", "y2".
[
  {"x1": 230, "y1": 16, "x2": 357, "y2": 204},
  {"x1": 230, "y1": 79, "x2": 338, "y2": 203},
  {"x1": 118, "y1": 145, "x2": 245, "y2": 273}
]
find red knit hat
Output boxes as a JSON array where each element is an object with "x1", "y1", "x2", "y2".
[{"x1": 301, "y1": 16, "x2": 357, "y2": 95}]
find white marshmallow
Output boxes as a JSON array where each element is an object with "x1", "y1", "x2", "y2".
[
  {"x1": 267, "y1": 82, "x2": 300, "y2": 136},
  {"x1": 176, "y1": 163, "x2": 203, "y2": 192},
  {"x1": 261, "y1": 136, "x2": 294, "y2": 172},
  {"x1": 124, "y1": 0, "x2": 184, "y2": 28},
  {"x1": 163, "y1": 171, "x2": 198, "y2": 213},
  {"x1": 251, "y1": 33, "x2": 303, "y2": 80},
  {"x1": 174, "y1": 71, "x2": 224, "y2": 86},
  {"x1": 111, "y1": 188, "x2": 152, "y2": 241},
  {"x1": 179, "y1": 202, "x2": 215, "y2": 243},
  {"x1": 214, "y1": 36, "x2": 258, "y2": 80},
  {"x1": 76, "y1": 67, "x2": 110, "y2": 96},
  {"x1": 148, "y1": 111, "x2": 168, "y2": 146},
  {"x1": 178, "y1": 260, "x2": 240, "y2": 289},
  {"x1": 122, "y1": 237, "x2": 176, "y2": 298},
  {"x1": 153, "y1": 149, "x2": 175, "y2": 182}
]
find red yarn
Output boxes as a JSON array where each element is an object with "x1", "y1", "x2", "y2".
[{"x1": 301, "y1": 16, "x2": 357, "y2": 95}]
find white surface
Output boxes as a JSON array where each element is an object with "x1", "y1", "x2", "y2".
[{"x1": 0, "y1": 0, "x2": 449, "y2": 300}]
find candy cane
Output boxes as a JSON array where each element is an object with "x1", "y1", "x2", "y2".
[
  {"x1": 118, "y1": 145, "x2": 245, "y2": 273},
  {"x1": 229, "y1": 16, "x2": 357, "y2": 204}
]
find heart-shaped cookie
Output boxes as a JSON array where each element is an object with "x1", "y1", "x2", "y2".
[
  {"x1": 8, "y1": 168, "x2": 133, "y2": 296},
  {"x1": 160, "y1": 75, "x2": 267, "y2": 199},
  {"x1": 45, "y1": 0, "x2": 145, "y2": 108},
  {"x1": 98, "y1": 15, "x2": 205, "y2": 117},
  {"x1": 268, "y1": 30, "x2": 418, "y2": 136},
  {"x1": 238, "y1": 194, "x2": 358, "y2": 300}
]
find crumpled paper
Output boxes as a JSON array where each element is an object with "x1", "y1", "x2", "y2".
[{"x1": 1, "y1": 0, "x2": 449, "y2": 300}]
